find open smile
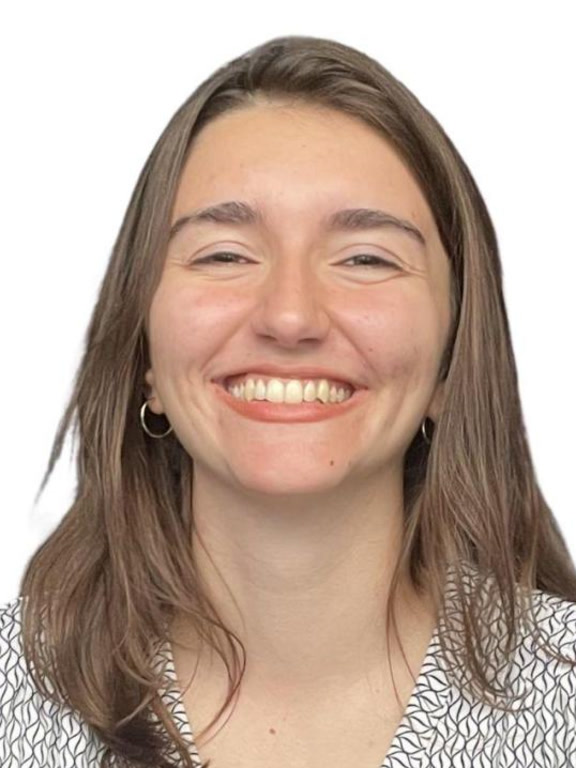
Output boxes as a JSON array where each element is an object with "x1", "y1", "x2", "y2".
[{"x1": 212, "y1": 380, "x2": 368, "y2": 423}]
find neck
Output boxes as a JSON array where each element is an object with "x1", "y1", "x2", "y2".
[{"x1": 173, "y1": 462, "x2": 436, "y2": 692}]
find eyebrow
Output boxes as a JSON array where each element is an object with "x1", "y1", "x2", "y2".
[{"x1": 168, "y1": 200, "x2": 426, "y2": 247}]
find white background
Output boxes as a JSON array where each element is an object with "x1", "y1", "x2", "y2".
[{"x1": 1, "y1": 1, "x2": 574, "y2": 604}]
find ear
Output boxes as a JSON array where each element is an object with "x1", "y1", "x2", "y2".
[
  {"x1": 144, "y1": 368, "x2": 165, "y2": 415},
  {"x1": 427, "y1": 380, "x2": 445, "y2": 424}
]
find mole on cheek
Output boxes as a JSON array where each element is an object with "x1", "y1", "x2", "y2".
[
  {"x1": 329, "y1": 460, "x2": 334, "y2": 466},
  {"x1": 269, "y1": 727, "x2": 276, "y2": 735}
]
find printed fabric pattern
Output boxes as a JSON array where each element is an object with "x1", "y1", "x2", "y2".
[{"x1": 1, "y1": 567, "x2": 575, "y2": 767}]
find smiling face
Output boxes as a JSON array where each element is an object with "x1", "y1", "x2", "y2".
[{"x1": 145, "y1": 101, "x2": 452, "y2": 497}]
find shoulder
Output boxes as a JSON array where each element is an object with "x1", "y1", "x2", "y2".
[
  {"x1": 445, "y1": 563, "x2": 576, "y2": 713},
  {"x1": 494, "y1": 585, "x2": 576, "y2": 753},
  {"x1": 437, "y1": 568, "x2": 576, "y2": 762},
  {"x1": 507, "y1": 589, "x2": 576, "y2": 760},
  {"x1": 0, "y1": 596, "x2": 28, "y2": 691},
  {"x1": 514, "y1": 586, "x2": 576, "y2": 684},
  {"x1": 456, "y1": 561, "x2": 576, "y2": 662},
  {"x1": 0, "y1": 596, "x2": 107, "y2": 767},
  {"x1": 0, "y1": 594, "x2": 25, "y2": 637},
  {"x1": 528, "y1": 586, "x2": 576, "y2": 652}
]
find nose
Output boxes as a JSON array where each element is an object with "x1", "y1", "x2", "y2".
[{"x1": 250, "y1": 256, "x2": 331, "y2": 348}]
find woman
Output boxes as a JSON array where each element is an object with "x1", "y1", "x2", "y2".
[{"x1": 1, "y1": 35, "x2": 575, "y2": 768}]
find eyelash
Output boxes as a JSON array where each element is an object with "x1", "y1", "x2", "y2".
[
  {"x1": 342, "y1": 254, "x2": 399, "y2": 269},
  {"x1": 192, "y1": 252, "x2": 399, "y2": 269}
]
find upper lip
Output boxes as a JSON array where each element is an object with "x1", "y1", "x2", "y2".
[{"x1": 213, "y1": 365, "x2": 366, "y2": 390}]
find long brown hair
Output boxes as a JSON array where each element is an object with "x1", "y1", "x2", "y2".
[{"x1": 20, "y1": 35, "x2": 576, "y2": 767}]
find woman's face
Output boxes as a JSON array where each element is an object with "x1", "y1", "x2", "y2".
[{"x1": 145, "y1": 102, "x2": 452, "y2": 496}]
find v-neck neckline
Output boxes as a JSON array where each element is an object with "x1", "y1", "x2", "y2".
[{"x1": 157, "y1": 600, "x2": 454, "y2": 768}]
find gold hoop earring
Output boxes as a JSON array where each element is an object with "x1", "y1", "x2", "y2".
[{"x1": 140, "y1": 400, "x2": 173, "y2": 439}]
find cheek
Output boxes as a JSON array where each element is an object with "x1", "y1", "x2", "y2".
[
  {"x1": 351, "y1": 290, "x2": 442, "y2": 383},
  {"x1": 148, "y1": 278, "x2": 246, "y2": 370}
]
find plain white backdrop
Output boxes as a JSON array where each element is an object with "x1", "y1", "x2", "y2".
[{"x1": 1, "y1": 1, "x2": 574, "y2": 604}]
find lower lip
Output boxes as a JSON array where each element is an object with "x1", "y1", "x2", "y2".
[{"x1": 212, "y1": 382, "x2": 367, "y2": 422}]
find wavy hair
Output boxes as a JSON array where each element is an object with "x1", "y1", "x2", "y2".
[{"x1": 20, "y1": 35, "x2": 576, "y2": 767}]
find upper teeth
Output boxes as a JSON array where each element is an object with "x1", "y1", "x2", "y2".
[{"x1": 225, "y1": 377, "x2": 353, "y2": 404}]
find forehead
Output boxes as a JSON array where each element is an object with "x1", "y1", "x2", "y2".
[{"x1": 173, "y1": 103, "x2": 436, "y2": 240}]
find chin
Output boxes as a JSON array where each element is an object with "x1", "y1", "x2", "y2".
[{"x1": 228, "y1": 462, "x2": 349, "y2": 498}]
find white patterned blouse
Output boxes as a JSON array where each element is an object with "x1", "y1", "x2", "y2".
[{"x1": 1, "y1": 568, "x2": 576, "y2": 767}]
